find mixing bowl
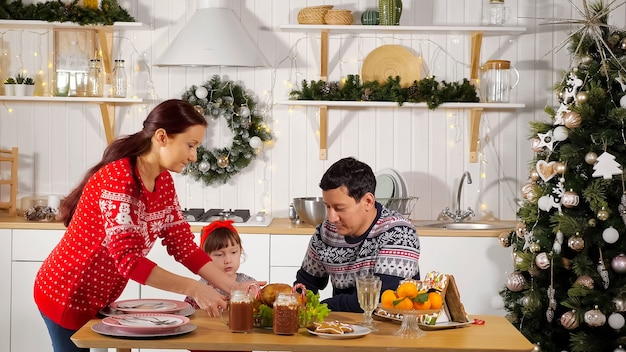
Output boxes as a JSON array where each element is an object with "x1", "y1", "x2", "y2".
[{"x1": 293, "y1": 197, "x2": 327, "y2": 226}]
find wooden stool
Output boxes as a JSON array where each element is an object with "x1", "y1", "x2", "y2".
[{"x1": 0, "y1": 147, "x2": 18, "y2": 216}]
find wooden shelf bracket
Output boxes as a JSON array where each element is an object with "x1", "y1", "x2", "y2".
[{"x1": 469, "y1": 108, "x2": 483, "y2": 163}]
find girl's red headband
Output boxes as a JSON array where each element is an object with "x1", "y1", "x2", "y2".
[{"x1": 200, "y1": 219, "x2": 237, "y2": 248}]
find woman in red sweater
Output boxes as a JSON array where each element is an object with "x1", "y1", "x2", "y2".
[{"x1": 34, "y1": 99, "x2": 264, "y2": 352}]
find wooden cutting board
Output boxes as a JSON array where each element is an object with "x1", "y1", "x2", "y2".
[{"x1": 361, "y1": 45, "x2": 422, "y2": 87}]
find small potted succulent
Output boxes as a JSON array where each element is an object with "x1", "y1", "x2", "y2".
[
  {"x1": 24, "y1": 76, "x2": 35, "y2": 96},
  {"x1": 3, "y1": 77, "x2": 16, "y2": 96}
]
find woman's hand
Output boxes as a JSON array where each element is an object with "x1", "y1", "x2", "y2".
[{"x1": 190, "y1": 282, "x2": 228, "y2": 317}]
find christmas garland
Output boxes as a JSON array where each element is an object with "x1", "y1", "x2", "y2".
[
  {"x1": 0, "y1": 0, "x2": 135, "y2": 25},
  {"x1": 289, "y1": 74, "x2": 479, "y2": 109},
  {"x1": 181, "y1": 75, "x2": 273, "y2": 186}
]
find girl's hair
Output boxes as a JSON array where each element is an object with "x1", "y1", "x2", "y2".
[
  {"x1": 202, "y1": 227, "x2": 243, "y2": 253},
  {"x1": 59, "y1": 99, "x2": 208, "y2": 227}
]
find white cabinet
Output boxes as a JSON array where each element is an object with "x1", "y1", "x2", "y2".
[
  {"x1": 269, "y1": 234, "x2": 332, "y2": 301},
  {"x1": 0, "y1": 229, "x2": 10, "y2": 352},
  {"x1": 10, "y1": 229, "x2": 139, "y2": 352},
  {"x1": 418, "y1": 236, "x2": 513, "y2": 316}
]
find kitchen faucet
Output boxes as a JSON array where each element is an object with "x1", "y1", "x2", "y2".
[{"x1": 442, "y1": 171, "x2": 475, "y2": 222}]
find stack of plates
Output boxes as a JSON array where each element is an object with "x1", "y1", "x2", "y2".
[
  {"x1": 93, "y1": 299, "x2": 196, "y2": 338},
  {"x1": 375, "y1": 168, "x2": 408, "y2": 199}
]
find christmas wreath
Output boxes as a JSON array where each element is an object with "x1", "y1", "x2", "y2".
[{"x1": 181, "y1": 75, "x2": 273, "y2": 186}]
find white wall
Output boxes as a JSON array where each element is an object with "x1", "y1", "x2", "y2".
[{"x1": 2, "y1": 0, "x2": 621, "y2": 220}]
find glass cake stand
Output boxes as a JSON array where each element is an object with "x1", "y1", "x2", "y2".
[{"x1": 377, "y1": 305, "x2": 439, "y2": 339}]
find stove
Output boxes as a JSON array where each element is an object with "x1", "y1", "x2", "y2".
[{"x1": 181, "y1": 208, "x2": 271, "y2": 227}]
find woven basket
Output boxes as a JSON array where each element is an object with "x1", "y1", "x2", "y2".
[
  {"x1": 297, "y1": 5, "x2": 334, "y2": 24},
  {"x1": 324, "y1": 10, "x2": 354, "y2": 25}
]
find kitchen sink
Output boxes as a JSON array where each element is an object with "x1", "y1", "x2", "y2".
[{"x1": 417, "y1": 221, "x2": 516, "y2": 230}]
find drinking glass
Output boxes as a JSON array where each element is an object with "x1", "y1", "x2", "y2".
[{"x1": 355, "y1": 274, "x2": 382, "y2": 330}]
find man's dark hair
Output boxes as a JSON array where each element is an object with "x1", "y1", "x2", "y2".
[{"x1": 319, "y1": 157, "x2": 376, "y2": 201}]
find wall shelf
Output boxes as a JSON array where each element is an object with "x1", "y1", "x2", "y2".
[
  {"x1": 0, "y1": 96, "x2": 143, "y2": 144},
  {"x1": 0, "y1": 20, "x2": 148, "y2": 144},
  {"x1": 280, "y1": 24, "x2": 527, "y2": 161}
]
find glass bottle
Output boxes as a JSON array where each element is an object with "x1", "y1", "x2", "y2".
[
  {"x1": 111, "y1": 59, "x2": 127, "y2": 98},
  {"x1": 487, "y1": 0, "x2": 509, "y2": 26},
  {"x1": 87, "y1": 59, "x2": 103, "y2": 97}
]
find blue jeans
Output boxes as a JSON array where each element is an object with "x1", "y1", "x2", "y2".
[{"x1": 41, "y1": 311, "x2": 89, "y2": 352}]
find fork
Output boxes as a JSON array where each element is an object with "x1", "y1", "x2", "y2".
[{"x1": 118, "y1": 302, "x2": 166, "y2": 309}]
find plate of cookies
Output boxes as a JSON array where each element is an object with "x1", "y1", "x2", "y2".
[{"x1": 306, "y1": 321, "x2": 371, "y2": 339}]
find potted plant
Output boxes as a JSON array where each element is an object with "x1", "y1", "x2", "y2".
[
  {"x1": 24, "y1": 76, "x2": 35, "y2": 96},
  {"x1": 3, "y1": 77, "x2": 15, "y2": 96},
  {"x1": 14, "y1": 73, "x2": 27, "y2": 96}
]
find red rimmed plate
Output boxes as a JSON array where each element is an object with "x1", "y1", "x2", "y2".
[
  {"x1": 109, "y1": 299, "x2": 189, "y2": 313},
  {"x1": 92, "y1": 322, "x2": 197, "y2": 338},
  {"x1": 102, "y1": 313, "x2": 189, "y2": 334}
]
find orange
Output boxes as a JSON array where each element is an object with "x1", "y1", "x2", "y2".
[
  {"x1": 428, "y1": 292, "x2": 444, "y2": 310},
  {"x1": 394, "y1": 297, "x2": 414, "y2": 310},
  {"x1": 396, "y1": 282, "x2": 418, "y2": 299},
  {"x1": 381, "y1": 289, "x2": 398, "y2": 309},
  {"x1": 413, "y1": 299, "x2": 432, "y2": 310}
]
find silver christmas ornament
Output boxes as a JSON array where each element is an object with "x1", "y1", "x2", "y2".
[
  {"x1": 535, "y1": 252, "x2": 550, "y2": 269},
  {"x1": 568, "y1": 235, "x2": 585, "y2": 251},
  {"x1": 530, "y1": 242, "x2": 541, "y2": 253},
  {"x1": 603, "y1": 226, "x2": 620, "y2": 244},
  {"x1": 498, "y1": 232, "x2": 511, "y2": 247},
  {"x1": 506, "y1": 272, "x2": 527, "y2": 292},
  {"x1": 608, "y1": 313, "x2": 625, "y2": 330},
  {"x1": 611, "y1": 254, "x2": 626, "y2": 274},
  {"x1": 575, "y1": 275, "x2": 594, "y2": 289},
  {"x1": 198, "y1": 160, "x2": 210, "y2": 173},
  {"x1": 585, "y1": 151, "x2": 598, "y2": 165},
  {"x1": 584, "y1": 306, "x2": 606, "y2": 327},
  {"x1": 560, "y1": 310, "x2": 579, "y2": 330},
  {"x1": 615, "y1": 297, "x2": 626, "y2": 312}
]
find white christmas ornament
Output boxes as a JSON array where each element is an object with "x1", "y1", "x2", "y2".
[
  {"x1": 552, "y1": 126, "x2": 569, "y2": 141},
  {"x1": 249, "y1": 136, "x2": 263, "y2": 149},
  {"x1": 620, "y1": 95, "x2": 626, "y2": 108},
  {"x1": 491, "y1": 295, "x2": 505, "y2": 309},
  {"x1": 603, "y1": 226, "x2": 620, "y2": 244},
  {"x1": 608, "y1": 312, "x2": 625, "y2": 330},
  {"x1": 239, "y1": 106, "x2": 251, "y2": 118},
  {"x1": 592, "y1": 151, "x2": 622, "y2": 179},
  {"x1": 195, "y1": 86, "x2": 209, "y2": 99}
]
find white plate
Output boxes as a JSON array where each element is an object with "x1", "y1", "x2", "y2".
[
  {"x1": 378, "y1": 168, "x2": 407, "y2": 198},
  {"x1": 307, "y1": 324, "x2": 371, "y2": 339},
  {"x1": 418, "y1": 321, "x2": 473, "y2": 330},
  {"x1": 375, "y1": 173, "x2": 396, "y2": 199},
  {"x1": 102, "y1": 313, "x2": 189, "y2": 333},
  {"x1": 110, "y1": 299, "x2": 188, "y2": 313},
  {"x1": 92, "y1": 322, "x2": 197, "y2": 338}
]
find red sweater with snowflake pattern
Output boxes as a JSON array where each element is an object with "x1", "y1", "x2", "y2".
[{"x1": 34, "y1": 158, "x2": 211, "y2": 330}]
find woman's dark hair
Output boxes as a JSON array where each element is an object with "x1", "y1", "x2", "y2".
[
  {"x1": 319, "y1": 157, "x2": 376, "y2": 201},
  {"x1": 60, "y1": 99, "x2": 208, "y2": 226}
]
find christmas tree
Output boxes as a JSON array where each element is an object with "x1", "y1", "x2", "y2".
[{"x1": 499, "y1": 1, "x2": 626, "y2": 352}]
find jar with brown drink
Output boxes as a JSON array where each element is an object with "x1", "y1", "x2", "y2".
[
  {"x1": 227, "y1": 289, "x2": 254, "y2": 333},
  {"x1": 273, "y1": 292, "x2": 300, "y2": 335}
]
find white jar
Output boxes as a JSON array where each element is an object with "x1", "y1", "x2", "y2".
[{"x1": 487, "y1": 0, "x2": 509, "y2": 26}]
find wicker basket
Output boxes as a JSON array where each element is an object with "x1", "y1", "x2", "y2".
[
  {"x1": 297, "y1": 5, "x2": 334, "y2": 24},
  {"x1": 324, "y1": 10, "x2": 354, "y2": 25}
]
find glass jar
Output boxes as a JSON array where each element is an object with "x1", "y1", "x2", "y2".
[
  {"x1": 87, "y1": 59, "x2": 103, "y2": 97},
  {"x1": 273, "y1": 293, "x2": 300, "y2": 335},
  {"x1": 227, "y1": 289, "x2": 254, "y2": 333},
  {"x1": 112, "y1": 59, "x2": 127, "y2": 98},
  {"x1": 487, "y1": 0, "x2": 509, "y2": 26}
]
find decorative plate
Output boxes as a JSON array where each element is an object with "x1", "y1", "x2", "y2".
[
  {"x1": 307, "y1": 325, "x2": 371, "y2": 339},
  {"x1": 100, "y1": 304, "x2": 195, "y2": 317},
  {"x1": 109, "y1": 299, "x2": 189, "y2": 313},
  {"x1": 92, "y1": 322, "x2": 197, "y2": 338},
  {"x1": 102, "y1": 313, "x2": 189, "y2": 333},
  {"x1": 362, "y1": 45, "x2": 422, "y2": 88}
]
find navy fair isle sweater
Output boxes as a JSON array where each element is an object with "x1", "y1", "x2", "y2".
[{"x1": 295, "y1": 202, "x2": 421, "y2": 312}]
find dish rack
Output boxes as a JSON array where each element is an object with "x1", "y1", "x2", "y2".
[{"x1": 378, "y1": 197, "x2": 419, "y2": 218}]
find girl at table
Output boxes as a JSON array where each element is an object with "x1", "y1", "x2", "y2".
[
  {"x1": 184, "y1": 219, "x2": 257, "y2": 308},
  {"x1": 33, "y1": 99, "x2": 264, "y2": 352},
  {"x1": 185, "y1": 220, "x2": 255, "y2": 352}
]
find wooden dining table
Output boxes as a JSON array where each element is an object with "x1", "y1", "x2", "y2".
[{"x1": 72, "y1": 311, "x2": 534, "y2": 352}]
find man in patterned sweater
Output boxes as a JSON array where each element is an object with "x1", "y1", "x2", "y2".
[{"x1": 295, "y1": 157, "x2": 420, "y2": 312}]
